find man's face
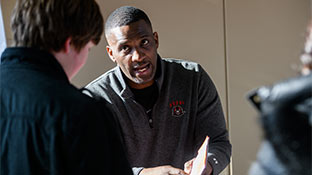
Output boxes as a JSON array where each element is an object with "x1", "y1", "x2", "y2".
[{"x1": 106, "y1": 20, "x2": 159, "y2": 89}]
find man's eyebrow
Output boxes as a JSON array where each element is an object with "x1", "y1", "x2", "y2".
[
  {"x1": 117, "y1": 40, "x2": 128, "y2": 46},
  {"x1": 138, "y1": 33, "x2": 150, "y2": 38},
  {"x1": 127, "y1": 30, "x2": 151, "y2": 39}
]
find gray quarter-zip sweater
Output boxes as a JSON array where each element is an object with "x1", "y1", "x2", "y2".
[{"x1": 85, "y1": 57, "x2": 231, "y2": 175}]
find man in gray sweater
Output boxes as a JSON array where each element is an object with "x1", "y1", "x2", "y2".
[{"x1": 86, "y1": 6, "x2": 231, "y2": 175}]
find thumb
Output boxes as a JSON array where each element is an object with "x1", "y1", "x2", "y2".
[
  {"x1": 168, "y1": 167, "x2": 188, "y2": 175},
  {"x1": 184, "y1": 158, "x2": 195, "y2": 174}
]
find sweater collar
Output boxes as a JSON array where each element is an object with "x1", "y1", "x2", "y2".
[
  {"x1": 1, "y1": 47, "x2": 69, "y2": 82},
  {"x1": 117, "y1": 54, "x2": 164, "y2": 99}
]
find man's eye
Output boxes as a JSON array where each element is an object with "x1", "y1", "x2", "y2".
[
  {"x1": 141, "y1": 39, "x2": 149, "y2": 46},
  {"x1": 121, "y1": 45, "x2": 130, "y2": 51}
]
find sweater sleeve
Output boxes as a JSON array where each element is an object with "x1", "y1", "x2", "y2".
[{"x1": 195, "y1": 66, "x2": 232, "y2": 175}]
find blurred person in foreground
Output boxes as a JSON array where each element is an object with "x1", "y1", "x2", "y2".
[
  {"x1": 0, "y1": 0, "x2": 132, "y2": 174},
  {"x1": 85, "y1": 6, "x2": 231, "y2": 175},
  {"x1": 248, "y1": 22, "x2": 312, "y2": 175}
]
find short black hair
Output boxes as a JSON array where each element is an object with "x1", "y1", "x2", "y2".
[{"x1": 105, "y1": 6, "x2": 152, "y2": 37}]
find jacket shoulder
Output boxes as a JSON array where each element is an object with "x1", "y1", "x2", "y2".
[
  {"x1": 161, "y1": 58, "x2": 202, "y2": 72},
  {"x1": 86, "y1": 66, "x2": 119, "y2": 89}
]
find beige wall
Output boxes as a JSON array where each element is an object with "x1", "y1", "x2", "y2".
[
  {"x1": 226, "y1": 0, "x2": 311, "y2": 174},
  {"x1": 2, "y1": 0, "x2": 14, "y2": 46},
  {"x1": 1, "y1": 0, "x2": 311, "y2": 174}
]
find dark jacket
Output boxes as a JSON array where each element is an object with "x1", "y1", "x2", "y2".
[
  {"x1": 0, "y1": 48, "x2": 132, "y2": 175},
  {"x1": 248, "y1": 73, "x2": 312, "y2": 175}
]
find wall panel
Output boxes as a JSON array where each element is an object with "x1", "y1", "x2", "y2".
[{"x1": 226, "y1": 0, "x2": 311, "y2": 174}]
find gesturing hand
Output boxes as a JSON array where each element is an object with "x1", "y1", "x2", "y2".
[
  {"x1": 140, "y1": 165, "x2": 188, "y2": 175},
  {"x1": 184, "y1": 158, "x2": 212, "y2": 175}
]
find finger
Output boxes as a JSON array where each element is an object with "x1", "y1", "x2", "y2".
[
  {"x1": 184, "y1": 158, "x2": 195, "y2": 174},
  {"x1": 168, "y1": 168, "x2": 188, "y2": 175},
  {"x1": 184, "y1": 162, "x2": 192, "y2": 174}
]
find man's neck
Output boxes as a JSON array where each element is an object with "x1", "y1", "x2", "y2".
[
  {"x1": 127, "y1": 79, "x2": 155, "y2": 89},
  {"x1": 130, "y1": 81, "x2": 158, "y2": 111}
]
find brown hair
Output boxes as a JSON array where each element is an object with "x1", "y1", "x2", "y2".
[{"x1": 11, "y1": 0, "x2": 104, "y2": 52}]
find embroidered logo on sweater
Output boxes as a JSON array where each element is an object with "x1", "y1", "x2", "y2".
[{"x1": 169, "y1": 100, "x2": 186, "y2": 117}]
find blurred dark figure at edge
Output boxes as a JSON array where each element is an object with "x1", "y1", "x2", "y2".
[{"x1": 248, "y1": 22, "x2": 312, "y2": 175}]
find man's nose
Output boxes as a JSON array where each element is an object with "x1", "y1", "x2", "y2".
[{"x1": 132, "y1": 48, "x2": 144, "y2": 62}]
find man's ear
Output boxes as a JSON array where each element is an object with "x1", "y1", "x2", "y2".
[
  {"x1": 63, "y1": 38, "x2": 72, "y2": 53},
  {"x1": 106, "y1": 46, "x2": 116, "y2": 62},
  {"x1": 153, "y1": 32, "x2": 159, "y2": 49}
]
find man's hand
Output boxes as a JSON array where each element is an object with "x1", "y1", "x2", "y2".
[
  {"x1": 184, "y1": 158, "x2": 195, "y2": 174},
  {"x1": 184, "y1": 158, "x2": 213, "y2": 175},
  {"x1": 140, "y1": 165, "x2": 188, "y2": 175}
]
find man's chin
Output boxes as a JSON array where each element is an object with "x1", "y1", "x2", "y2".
[
  {"x1": 138, "y1": 77, "x2": 154, "y2": 83},
  {"x1": 129, "y1": 77, "x2": 154, "y2": 88}
]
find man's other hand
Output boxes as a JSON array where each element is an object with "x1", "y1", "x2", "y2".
[
  {"x1": 140, "y1": 165, "x2": 188, "y2": 175},
  {"x1": 184, "y1": 158, "x2": 213, "y2": 175}
]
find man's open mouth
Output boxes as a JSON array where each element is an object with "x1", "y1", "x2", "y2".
[{"x1": 133, "y1": 63, "x2": 150, "y2": 73}]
